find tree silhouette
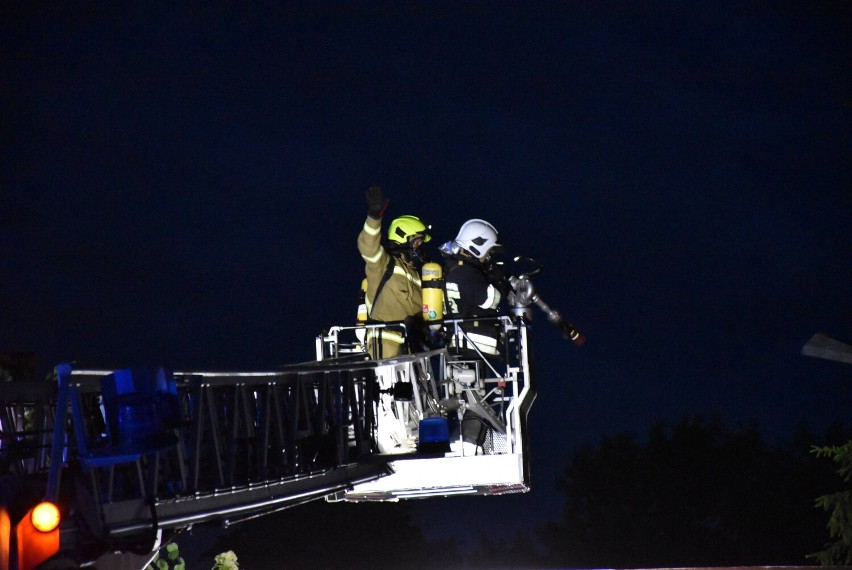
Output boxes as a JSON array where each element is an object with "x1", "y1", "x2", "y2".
[
  {"x1": 810, "y1": 439, "x2": 852, "y2": 565},
  {"x1": 466, "y1": 529, "x2": 545, "y2": 568},
  {"x1": 538, "y1": 416, "x2": 848, "y2": 568}
]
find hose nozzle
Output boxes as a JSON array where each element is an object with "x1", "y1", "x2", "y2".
[{"x1": 561, "y1": 321, "x2": 586, "y2": 346}]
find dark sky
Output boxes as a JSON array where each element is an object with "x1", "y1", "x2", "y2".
[{"x1": 3, "y1": 1, "x2": 851, "y2": 544}]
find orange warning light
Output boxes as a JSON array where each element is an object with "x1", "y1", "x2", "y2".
[{"x1": 30, "y1": 503, "x2": 60, "y2": 533}]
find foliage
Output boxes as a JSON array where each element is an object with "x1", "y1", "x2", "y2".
[
  {"x1": 147, "y1": 541, "x2": 239, "y2": 570},
  {"x1": 809, "y1": 440, "x2": 852, "y2": 565},
  {"x1": 147, "y1": 542, "x2": 185, "y2": 570},
  {"x1": 212, "y1": 550, "x2": 240, "y2": 570}
]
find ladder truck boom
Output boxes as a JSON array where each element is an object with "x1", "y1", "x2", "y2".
[{"x1": 1, "y1": 263, "x2": 581, "y2": 568}]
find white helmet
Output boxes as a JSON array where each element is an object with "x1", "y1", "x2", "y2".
[{"x1": 454, "y1": 219, "x2": 501, "y2": 261}]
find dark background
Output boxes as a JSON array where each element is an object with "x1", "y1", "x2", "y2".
[{"x1": 2, "y1": 2, "x2": 850, "y2": 565}]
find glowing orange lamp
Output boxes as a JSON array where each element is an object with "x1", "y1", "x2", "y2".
[
  {"x1": 16, "y1": 502, "x2": 60, "y2": 570},
  {"x1": 30, "y1": 503, "x2": 60, "y2": 533}
]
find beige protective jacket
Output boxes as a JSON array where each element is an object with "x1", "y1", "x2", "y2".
[{"x1": 357, "y1": 215, "x2": 422, "y2": 323}]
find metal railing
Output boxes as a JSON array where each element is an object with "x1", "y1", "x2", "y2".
[{"x1": 316, "y1": 314, "x2": 537, "y2": 499}]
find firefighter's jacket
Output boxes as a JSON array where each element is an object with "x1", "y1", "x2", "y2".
[
  {"x1": 358, "y1": 216, "x2": 422, "y2": 323},
  {"x1": 445, "y1": 258, "x2": 503, "y2": 355}
]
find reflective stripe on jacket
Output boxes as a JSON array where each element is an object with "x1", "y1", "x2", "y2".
[{"x1": 366, "y1": 328, "x2": 406, "y2": 346}]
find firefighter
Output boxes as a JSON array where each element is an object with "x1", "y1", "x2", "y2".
[
  {"x1": 358, "y1": 186, "x2": 431, "y2": 359},
  {"x1": 441, "y1": 219, "x2": 506, "y2": 356}
]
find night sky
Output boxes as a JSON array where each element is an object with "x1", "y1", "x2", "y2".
[{"x1": 3, "y1": 1, "x2": 851, "y2": 548}]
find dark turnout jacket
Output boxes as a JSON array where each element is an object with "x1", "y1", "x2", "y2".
[{"x1": 444, "y1": 257, "x2": 503, "y2": 355}]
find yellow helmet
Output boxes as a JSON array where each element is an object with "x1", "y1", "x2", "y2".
[{"x1": 388, "y1": 215, "x2": 431, "y2": 244}]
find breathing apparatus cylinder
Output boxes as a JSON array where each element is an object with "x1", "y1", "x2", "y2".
[
  {"x1": 357, "y1": 278, "x2": 368, "y2": 324},
  {"x1": 356, "y1": 278, "x2": 368, "y2": 345},
  {"x1": 421, "y1": 262, "x2": 444, "y2": 330}
]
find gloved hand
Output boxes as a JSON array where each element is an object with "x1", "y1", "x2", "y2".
[{"x1": 365, "y1": 186, "x2": 389, "y2": 219}]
